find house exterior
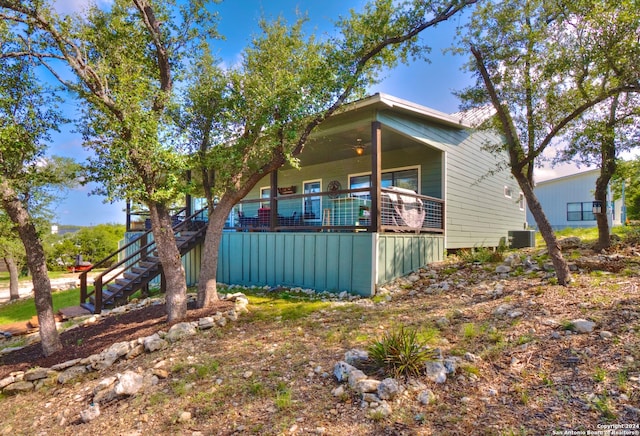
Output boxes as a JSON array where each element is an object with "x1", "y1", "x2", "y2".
[
  {"x1": 526, "y1": 169, "x2": 622, "y2": 230},
  {"x1": 123, "y1": 93, "x2": 526, "y2": 298}
]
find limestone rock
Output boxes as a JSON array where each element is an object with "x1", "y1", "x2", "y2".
[
  {"x1": 425, "y1": 361, "x2": 447, "y2": 384},
  {"x1": 495, "y1": 265, "x2": 511, "y2": 274},
  {"x1": 599, "y1": 331, "x2": 613, "y2": 339},
  {"x1": 417, "y1": 389, "x2": 436, "y2": 405},
  {"x1": 198, "y1": 317, "x2": 215, "y2": 330},
  {"x1": 368, "y1": 401, "x2": 392, "y2": 419},
  {"x1": 558, "y1": 237, "x2": 581, "y2": 249},
  {"x1": 377, "y1": 378, "x2": 400, "y2": 400},
  {"x1": 143, "y1": 333, "x2": 168, "y2": 352},
  {"x1": 333, "y1": 361, "x2": 356, "y2": 383},
  {"x1": 344, "y1": 349, "x2": 369, "y2": 368},
  {"x1": 354, "y1": 379, "x2": 380, "y2": 394},
  {"x1": 572, "y1": 319, "x2": 596, "y2": 334},
  {"x1": 114, "y1": 371, "x2": 144, "y2": 396},
  {"x1": 443, "y1": 357, "x2": 459, "y2": 374},
  {"x1": 226, "y1": 309, "x2": 238, "y2": 321},
  {"x1": 0, "y1": 375, "x2": 16, "y2": 390},
  {"x1": 80, "y1": 404, "x2": 100, "y2": 423},
  {"x1": 331, "y1": 385, "x2": 345, "y2": 397},
  {"x1": 51, "y1": 358, "x2": 82, "y2": 371},
  {"x1": 347, "y1": 369, "x2": 367, "y2": 390},
  {"x1": 2, "y1": 381, "x2": 34, "y2": 394},
  {"x1": 24, "y1": 368, "x2": 51, "y2": 381},
  {"x1": 166, "y1": 322, "x2": 197, "y2": 343},
  {"x1": 58, "y1": 365, "x2": 88, "y2": 384},
  {"x1": 126, "y1": 344, "x2": 145, "y2": 359}
]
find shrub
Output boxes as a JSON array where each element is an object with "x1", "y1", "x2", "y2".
[{"x1": 367, "y1": 326, "x2": 437, "y2": 378}]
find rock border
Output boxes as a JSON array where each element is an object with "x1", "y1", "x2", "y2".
[{"x1": 0, "y1": 292, "x2": 249, "y2": 411}]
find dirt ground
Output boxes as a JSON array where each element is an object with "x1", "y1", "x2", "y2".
[{"x1": 0, "y1": 242, "x2": 638, "y2": 435}]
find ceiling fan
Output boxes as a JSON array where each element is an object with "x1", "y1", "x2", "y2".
[{"x1": 351, "y1": 138, "x2": 369, "y2": 155}]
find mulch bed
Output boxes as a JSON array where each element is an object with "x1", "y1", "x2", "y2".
[{"x1": 0, "y1": 299, "x2": 233, "y2": 380}]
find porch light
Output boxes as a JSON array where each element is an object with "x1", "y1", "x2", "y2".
[
  {"x1": 354, "y1": 138, "x2": 365, "y2": 155},
  {"x1": 592, "y1": 201, "x2": 602, "y2": 214}
]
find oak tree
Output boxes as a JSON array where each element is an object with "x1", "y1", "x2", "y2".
[
  {"x1": 456, "y1": 0, "x2": 640, "y2": 284},
  {"x1": 178, "y1": 0, "x2": 479, "y2": 307}
]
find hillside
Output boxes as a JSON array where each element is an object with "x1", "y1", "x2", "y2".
[{"x1": 0, "y1": 239, "x2": 638, "y2": 435}]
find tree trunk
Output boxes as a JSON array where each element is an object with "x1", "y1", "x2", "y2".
[
  {"x1": 147, "y1": 202, "x2": 187, "y2": 323},
  {"x1": 0, "y1": 181, "x2": 62, "y2": 356},
  {"x1": 197, "y1": 199, "x2": 235, "y2": 308},
  {"x1": 594, "y1": 179, "x2": 611, "y2": 251},
  {"x1": 4, "y1": 256, "x2": 20, "y2": 301},
  {"x1": 513, "y1": 172, "x2": 572, "y2": 285},
  {"x1": 594, "y1": 96, "x2": 619, "y2": 251}
]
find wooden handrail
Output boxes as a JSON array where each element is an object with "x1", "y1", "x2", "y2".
[{"x1": 81, "y1": 206, "x2": 207, "y2": 311}]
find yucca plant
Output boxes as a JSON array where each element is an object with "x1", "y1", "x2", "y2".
[{"x1": 367, "y1": 326, "x2": 437, "y2": 379}]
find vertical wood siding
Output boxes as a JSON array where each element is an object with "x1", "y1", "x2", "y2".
[
  {"x1": 376, "y1": 234, "x2": 444, "y2": 284},
  {"x1": 217, "y1": 232, "x2": 375, "y2": 296}
]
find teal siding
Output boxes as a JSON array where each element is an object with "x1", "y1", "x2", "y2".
[
  {"x1": 125, "y1": 231, "x2": 445, "y2": 296},
  {"x1": 377, "y1": 234, "x2": 444, "y2": 284},
  {"x1": 216, "y1": 232, "x2": 374, "y2": 296}
]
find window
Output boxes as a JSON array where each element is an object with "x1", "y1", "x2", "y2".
[
  {"x1": 260, "y1": 187, "x2": 271, "y2": 208},
  {"x1": 567, "y1": 202, "x2": 596, "y2": 221},
  {"x1": 303, "y1": 180, "x2": 321, "y2": 220},
  {"x1": 349, "y1": 167, "x2": 419, "y2": 197},
  {"x1": 504, "y1": 186, "x2": 512, "y2": 198},
  {"x1": 518, "y1": 193, "x2": 525, "y2": 211}
]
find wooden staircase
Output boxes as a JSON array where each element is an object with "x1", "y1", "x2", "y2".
[{"x1": 79, "y1": 207, "x2": 208, "y2": 314}]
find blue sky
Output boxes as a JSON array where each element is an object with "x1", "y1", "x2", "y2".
[{"x1": 50, "y1": 0, "x2": 474, "y2": 226}]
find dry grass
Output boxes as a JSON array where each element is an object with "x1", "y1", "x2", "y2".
[{"x1": 0, "y1": 245, "x2": 639, "y2": 435}]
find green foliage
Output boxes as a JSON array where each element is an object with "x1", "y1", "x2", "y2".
[
  {"x1": 458, "y1": 246, "x2": 503, "y2": 264},
  {"x1": 0, "y1": 287, "x2": 80, "y2": 324},
  {"x1": 368, "y1": 326, "x2": 438, "y2": 378},
  {"x1": 43, "y1": 224, "x2": 125, "y2": 270},
  {"x1": 613, "y1": 159, "x2": 640, "y2": 220},
  {"x1": 274, "y1": 383, "x2": 292, "y2": 410},
  {"x1": 593, "y1": 367, "x2": 607, "y2": 383},
  {"x1": 456, "y1": 0, "x2": 640, "y2": 283},
  {"x1": 591, "y1": 394, "x2": 617, "y2": 421}
]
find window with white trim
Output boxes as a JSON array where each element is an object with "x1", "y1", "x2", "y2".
[
  {"x1": 303, "y1": 180, "x2": 321, "y2": 220},
  {"x1": 348, "y1": 167, "x2": 419, "y2": 198},
  {"x1": 260, "y1": 187, "x2": 271, "y2": 208}
]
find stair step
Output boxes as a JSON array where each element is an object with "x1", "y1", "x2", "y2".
[
  {"x1": 115, "y1": 278, "x2": 132, "y2": 288},
  {"x1": 80, "y1": 302, "x2": 96, "y2": 313},
  {"x1": 139, "y1": 260, "x2": 159, "y2": 269},
  {"x1": 123, "y1": 272, "x2": 140, "y2": 281},
  {"x1": 81, "y1": 216, "x2": 208, "y2": 313},
  {"x1": 105, "y1": 286, "x2": 124, "y2": 299}
]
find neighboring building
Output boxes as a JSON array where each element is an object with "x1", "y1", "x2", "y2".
[
  {"x1": 83, "y1": 93, "x2": 527, "y2": 312},
  {"x1": 526, "y1": 169, "x2": 622, "y2": 230}
]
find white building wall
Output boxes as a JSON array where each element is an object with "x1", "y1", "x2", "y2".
[{"x1": 527, "y1": 169, "x2": 621, "y2": 230}]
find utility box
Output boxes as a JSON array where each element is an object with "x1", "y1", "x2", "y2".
[{"x1": 508, "y1": 230, "x2": 536, "y2": 248}]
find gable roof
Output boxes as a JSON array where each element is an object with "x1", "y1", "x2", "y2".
[
  {"x1": 535, "y1": 169, "x2": 599, "y2": 186},
  {"x1": 341, "y1": 93, "x2": 474, "y2": 129}
]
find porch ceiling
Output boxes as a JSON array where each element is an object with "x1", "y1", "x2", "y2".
[{"x1": 297, "y1": 122, "x2": 420, "y2": 167}]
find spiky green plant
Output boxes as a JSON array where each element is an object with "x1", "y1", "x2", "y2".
[{"x1": 367, "y1": 326, "x2": 437, "y2": 378}]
